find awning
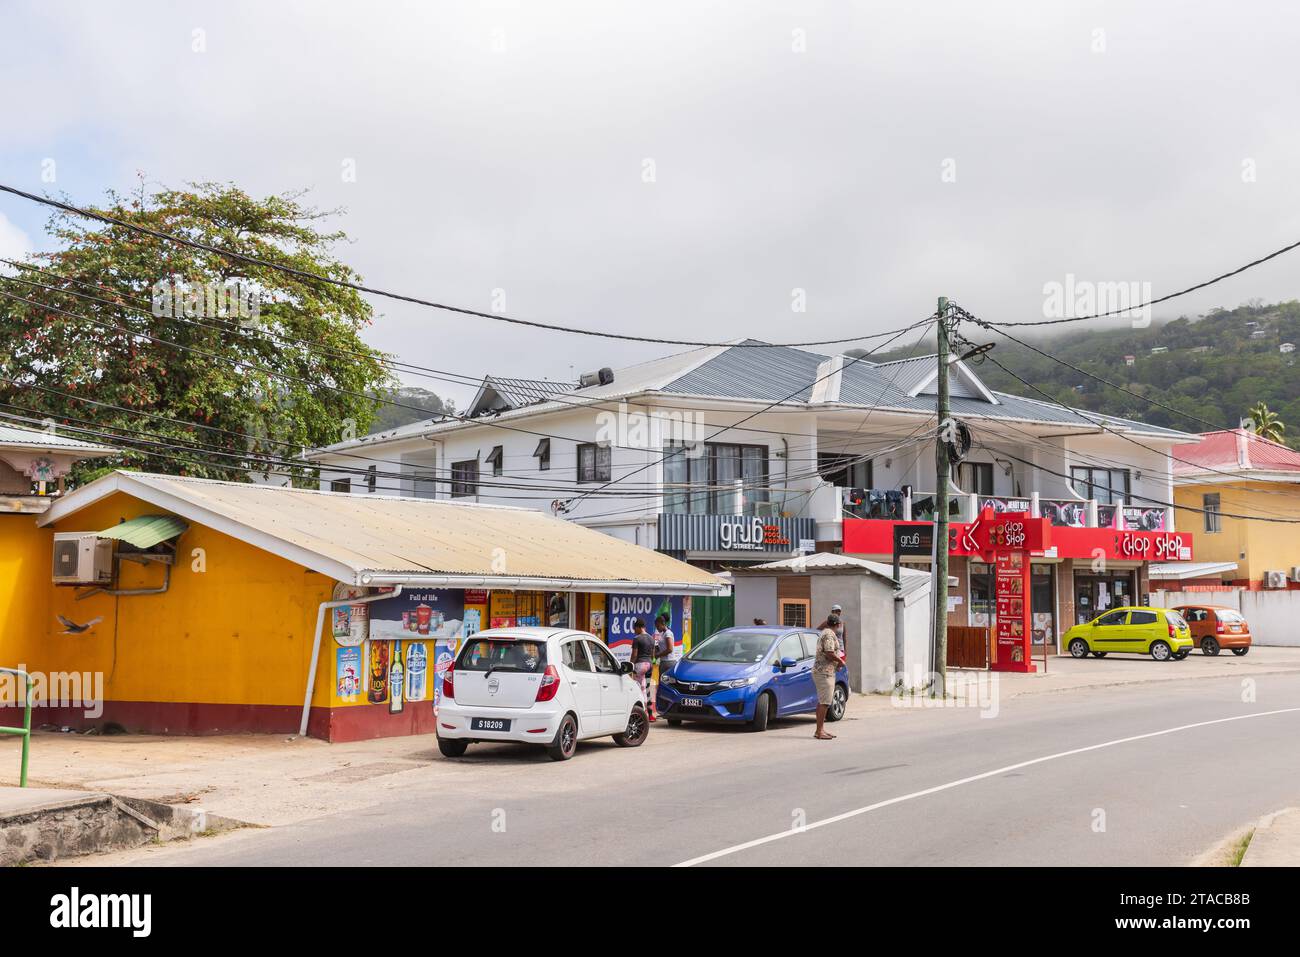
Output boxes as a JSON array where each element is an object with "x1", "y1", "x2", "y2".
[
  {"x1": 1149, "y1": 560, "x2": 1237, "y2": 581},
  {"x1": 97, "y1": 514, "x2": 189, "y2": 548}
]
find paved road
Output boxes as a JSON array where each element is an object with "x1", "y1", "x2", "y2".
[{"x1": 99, "y1": 671, "x2": 1300, "y2": 866}]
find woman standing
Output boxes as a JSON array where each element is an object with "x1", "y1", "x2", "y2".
[{"x1": 813, "y1": 613, "x2": 844, "y2": 741}]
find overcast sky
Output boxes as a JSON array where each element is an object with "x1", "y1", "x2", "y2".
[{"x1": 3, "y1": 1, "x2": 1298, "y2": 406}]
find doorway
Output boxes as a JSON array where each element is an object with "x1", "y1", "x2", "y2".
[{"x1": 1072, "y1": 570, "x2": 1136, "y2": 624}]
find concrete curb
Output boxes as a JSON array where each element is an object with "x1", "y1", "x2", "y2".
[
  {"x1": 0, "y1": 787, "x2": 246, "y2": 866},
  {"x1": 1240, "y1": 806, "x2": 1300, "y2": 867}
]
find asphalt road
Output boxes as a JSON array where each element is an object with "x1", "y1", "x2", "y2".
[{"x1": 103, "y1": 671, "x2": 1300, "y2": 866}]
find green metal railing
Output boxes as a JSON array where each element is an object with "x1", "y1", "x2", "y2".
[{"x1": 0, "y1": 667, "x2": 32, "y2": 787}]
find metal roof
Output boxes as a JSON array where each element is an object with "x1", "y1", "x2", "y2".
[
  {"x1": 736, "y1": 552, "x2": 932, "y2": 602},
  {"x1": 96, "y1": 514, "x2": 189, "y2": 548},
  {"x1": 40, "y1": 471, "x2": 725, "y2": 594},
  {"x1": 0, "y1": 422, "x2": 116, "y2": 456},
  {"x1": 1149, "y1": 560, "x2": 1238, "y2": 580},
  {"x1": 1172, "y1": 429, "x2": 1300, "y2": 475},
  {"x1": 469, "y1": 375, "x2": 579, "y2": 416}
]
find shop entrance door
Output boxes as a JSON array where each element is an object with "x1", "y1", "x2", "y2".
[{"x1": 1073, "y1": 571, "x2": 1136, "y2": 624}]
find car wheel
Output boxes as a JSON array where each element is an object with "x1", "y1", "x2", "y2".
[
  {"x1": 826, "y1": 683, "x2": 848, "y2": 722},
  {"x1": 614, "y1": 706, "x2": 649, "y2": 748},
  {"x1": 1150, "y1": 640, "x2": 1172, "y2": 662},
  {"x1": 547, "y1": 714, "x2": 579, "y2": 761},
  {"x1": 1201, "y1": 637, "x2": 1221, "y2": 656},
  {"x1": 666, "y1": 717, "x2": 683, "y2": 727},
  {"x1": 437, "y1": 737, "x2": 468, "y2": 758},
  {"x1": 1091, "y1": 651, "x2": 1107, "y2": 658},
  {"x1": 749, "y1": 692, "x2": 772, "y2": 732},
  {"x1": 1232, "y1": 646, "x2": 1250, "y2": 656},
  {"x1": 1068, "y1": 638, "x2": 1090, "y2": 658}
]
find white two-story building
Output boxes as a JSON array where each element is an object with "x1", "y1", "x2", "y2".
[{"x1": 308, "y1": 340, "x2": 1198, "y2": 651}]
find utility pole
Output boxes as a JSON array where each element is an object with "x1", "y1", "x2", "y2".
[{"x1": 933, "y1": 296, "x2": 950, "y2": 697}]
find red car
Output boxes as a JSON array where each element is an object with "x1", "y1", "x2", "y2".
[{"x1": 1172, "y1": 605, "x2": 1252, "y2": 656}]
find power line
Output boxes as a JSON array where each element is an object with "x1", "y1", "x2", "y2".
[{"x1": 0, "y1": 182, "x2": 917, "y2": 350}]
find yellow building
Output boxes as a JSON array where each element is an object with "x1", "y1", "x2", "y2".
[
  {"x1": 1, "y1": 471, "x2": 722, "y2": 741},
  {"x1": 1172, "y1": 429, "x2": 1300, "y2": 587}
]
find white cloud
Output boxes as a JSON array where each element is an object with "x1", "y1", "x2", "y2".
[{"x1": 0, "y1": 213, "x2": 33, "y2": 272}]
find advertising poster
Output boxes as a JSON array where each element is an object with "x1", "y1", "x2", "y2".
[
  {"x1": 330, "y1": 583, "x2": 368, "y2": 646},
  {"x1": 405, "y1": 641, "x2": 428, "y2": 702},
  {"x1": 605, "y1": 594, "x2": 685, "y2": 663},
  {"x1": 336, "y1": 646, "x2": 362, "y2": 702},
  {"x1": 367, "y1": 640, "x2": 390, "y2": 704},
  {"x1": 368, "y1": 588, "x2": 466, "y2": 642}
]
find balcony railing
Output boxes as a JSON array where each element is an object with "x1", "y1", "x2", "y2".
[{"x1": 826, "y1": 488, "x2": 1175, "y2": 532}]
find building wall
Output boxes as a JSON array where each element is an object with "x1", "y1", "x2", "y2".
[
  {"x1": 0, "y1": 514, "x2": 52, "y2": 670},
  {"x1": 1174, "y1": 480, "x2": 1300, "y2": 583}
]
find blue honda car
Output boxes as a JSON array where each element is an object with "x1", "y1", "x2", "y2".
[{"x1": 656, "y1": 626, "x2": 849, "y2": 731}]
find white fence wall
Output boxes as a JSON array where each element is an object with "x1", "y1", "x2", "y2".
[{"x1": 1154, "y1": 589, "x2": 1300, "y2": 647}]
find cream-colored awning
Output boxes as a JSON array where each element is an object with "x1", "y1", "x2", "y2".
[{"x1": 40, "y1": 471, "x2": 726, "y2": 595}]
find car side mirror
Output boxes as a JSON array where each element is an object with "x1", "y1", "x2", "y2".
[
  {"x1": 619, "y1": 661, "x2": 634, "y2": 675},
  {"x1": 779, "y1": 656, "x2": 798, "y2": 671}
]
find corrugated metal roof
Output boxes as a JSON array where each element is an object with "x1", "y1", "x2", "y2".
[
  {"x1": 738, "y1": 552, "x2": 931, "y2": 601},
  {"x1": 486, "y1": 376, "x2": 577, "y2": 407},
  {"x1": 97, "y1": 514, "x2": 189, "y2": 547},
  {"x1": 0, "y1": 422, "x2": 116, "y2": 455},
  {"x1": 42, "y1": 472, "x2": 724, "y2": 593},
  {"x1": 662, "y1": 341, "x2": 828, "y2": 403},
  {"x1": 1172, "y1": 429, "x2": 1300, "y2": 474}
]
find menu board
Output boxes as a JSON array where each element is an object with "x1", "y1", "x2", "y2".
[{"x1": 994, "y1": 551, "x2": 1030, "y2": 667}]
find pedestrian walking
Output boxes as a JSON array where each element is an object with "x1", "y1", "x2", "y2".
[
  {"x1": 813, "y1": 613, "x2": 844, "y2": 741},
  {"x1": 630, "y1": 619, "x2": 656, "y2": 714}
]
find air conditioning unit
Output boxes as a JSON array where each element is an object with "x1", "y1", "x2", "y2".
[
  {"x1": 52, "y1": 533, "x2": 114, "y2": 585},
  {"x1": 1290, "y1": 567, "x2": 1300, "y2": 583},
  {"x1": 1263, "y1": 570, "x2": 1289, "y2": 590}
]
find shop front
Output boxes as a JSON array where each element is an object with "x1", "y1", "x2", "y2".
[
  {"x1": 844, "y1": 516, "x2": 1193, "y2": 652},
  {"x1": 656, "y1": 513, "x2": 817, "y2": 571},
  {"x1": 4, "y1": 471, "x2": 723, "y2": 742}
]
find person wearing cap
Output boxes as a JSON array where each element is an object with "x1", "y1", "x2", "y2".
[{"x1": 828, "y1": 604, "x2": 846, "y2": 656}]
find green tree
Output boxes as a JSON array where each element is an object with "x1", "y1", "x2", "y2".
[
  {"x1": 0, "y1": 181, "x2": 395, "y2": 483},
  {"x1": 1247, "y1": 402, "x2": 1286, "y2": 443}
]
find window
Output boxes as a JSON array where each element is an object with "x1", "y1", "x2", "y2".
[
  {"x1": 1096, "y1": 610, "x2": 1128, "y2": 626},
  {"x1": 955, "y1": 462, "x2": 994, "y2": 495},
  {"x1": 456, "y1": 638, "x2": 547, "y2": 673},
  {"x1": 799, "y1": 632, "x2": 822, "y2": 659},
  {"x1": 1181, "y1": 607, "x2": 1208, "y2": 623},
  {"x1": 577, "y1": 443, "x2": 611, "y2": 483},
  {"x1": 586, "y1": 641, "x2": 620, "y2": 674},
  {"x1": 1203, "y1": 493, "x2": 1221, "y2": 533},
  {"x1": 450, "y1": 459, "x2": 478, "y2": 498},
  {"x1": 561, "y1": 640, "x2": 591, "y2": 672},
  {"x1": 1069, "y1": 467, "x2": 1131, "y2": 505},
  {"x1": 1130, "y1": 610, "x2": 1157, "y2": 625},
  {"x1": 534, "y1": 437, "x2": 550, "y2": 471},
  {"x1": 486, "y1": 445, "x2": 504, "y2": 477},
  {"x1": 779, "y1": 599, "x2": 810, "y2": 628},
  {"x1": 817, "y1": 453, "x2": 872, "y2": 490},
  {"x1": 775, "y1": 633, "x2": 804, "y2": 663},
  {"x1": 367, "y1": 465, "x2": 377, "y2": 493},
  {"x1": 330, "y1": 477, "x2": 351, "y2": 493},
  {"x1": 663, "y1": 441, "x2": 769, "y2": 514}
]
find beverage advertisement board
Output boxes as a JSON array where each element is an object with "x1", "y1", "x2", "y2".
[{"x1": 604, "y1": 594, "x2": 686, "y2": 663}]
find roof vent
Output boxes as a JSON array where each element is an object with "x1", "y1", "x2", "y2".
[{"x1": 578, "y1": 367, "x2": 614, "y2": 389}]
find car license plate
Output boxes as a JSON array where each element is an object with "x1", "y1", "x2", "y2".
[
  {"x1": 470, "y1": 717, "x2": 511, "y2": 732},
  {"x1": 680, "y1": 697, "x2": 703, "y2": 708}
]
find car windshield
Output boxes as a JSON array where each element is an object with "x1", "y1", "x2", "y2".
[
  {"x1": 456, "y1": 638, "x2": 547, "y2": 673},
  {"x1": 686, "y1": 630, "x2": 773, "y2": 663}
]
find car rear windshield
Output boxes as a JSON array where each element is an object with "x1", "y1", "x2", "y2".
[
  {"x1": 687, "y1": 630, "x2": 773, "y2": 663},
  {"x1": 1219, "y1": 610, "x2": 1246, "y2": 623},
  {"x1": 1165, "y1": 611, "x2": 1188, "y2": 629},
  {"x1": 455, "y1": 638, "x2": 548, "y2": 673}
]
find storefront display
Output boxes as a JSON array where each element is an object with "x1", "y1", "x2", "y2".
[{"x1": 604, "y1": 593, "x2": 689, "y2": 663}]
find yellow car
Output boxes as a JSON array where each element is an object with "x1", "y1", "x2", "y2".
[{"x1": 1063, "y1": 606, "x2": 1194, "y2": 662}]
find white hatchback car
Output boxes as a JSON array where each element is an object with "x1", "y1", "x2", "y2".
[{"x1": 436, "y1": 627, "x2": 649, "y2": 761}]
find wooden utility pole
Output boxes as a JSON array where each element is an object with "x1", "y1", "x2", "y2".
[{"x1": 933, "y1": 297, "x2": 951, "y2": 696}]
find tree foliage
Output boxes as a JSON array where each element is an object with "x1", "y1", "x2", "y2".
[{"x1": 0, "y1": 182, "x2": 399, "y2": 482}]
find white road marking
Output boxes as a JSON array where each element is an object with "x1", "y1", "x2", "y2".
[{"x1": 674, "y1": 707, "x2": 1300, "y2": 867}]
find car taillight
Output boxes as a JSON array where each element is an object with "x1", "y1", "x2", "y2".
[
  {"x1": 535, "y1": 664, "x2": 561, "y2": 702},
  {"x1": 442, "y1": 661, "x2": 455, "y2": 700},
  {"x1": 1167, "y1": 621, "x2": 1175, "y2": 638},
  {"x1": 1216, "y1": 621, "x2": 1225, "y2": 634}
]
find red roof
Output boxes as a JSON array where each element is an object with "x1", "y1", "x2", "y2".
[{"x1": 1172, "y1": 429, "x2": 1300, "y2": 475}]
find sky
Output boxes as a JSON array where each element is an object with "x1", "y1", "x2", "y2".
[{"x1": 3, "y1": 1, "x2": 1299, "y2": 408}]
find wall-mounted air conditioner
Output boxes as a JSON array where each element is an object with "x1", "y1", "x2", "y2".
[
  {"x1": 1290, "y1": 567, "x2": 1300, "y2": 583},
  {"x1": 1263, "y1": 570, "x2": 1289, "y2": 590},
  {"x1": 52, "y1": 533, "x2": 113, "y2": 585}
]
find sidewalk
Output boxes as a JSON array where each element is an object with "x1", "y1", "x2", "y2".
[
  {"x1": 1240, "y1": 807, "x2": 1300, "y2": 866},
  {"x1": 3, "y1": 646, "x2": 1298, "y2": 831}
]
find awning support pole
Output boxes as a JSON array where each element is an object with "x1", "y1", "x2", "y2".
[{"x1": 299, "y1": 586, "x2": 402, "y2": 738}]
